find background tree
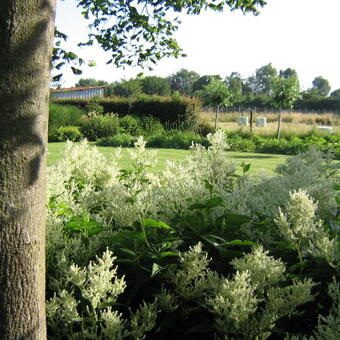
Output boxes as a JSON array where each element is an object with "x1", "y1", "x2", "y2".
[
  {"x1": 139, "y1": 76, "x2": 171, "y2": 96},
  {"x1": 111, "y1": 78, "x2": 142, "y2": 97},
  {"x1": 192, "y1": 74, "x2": 222, "y2": 93},
  {"x1": 250, "y1": 63, "x2": 277, "y2": 95},
  {"x1": 225, "y1": 72, "x2": 244, "y2": 101},
  {"x1": 271, "y1": 75, "x2": 301, "y2": 139},
  {"x1": 0, "y1": 0, "x2": 266, "y2": 338},
  {"x1": 312, "y1": 76, "x2": 331, "y2": 97},
  {"x1": 301, "y1": 88, "x2": 323, "y2": 100},
  {"x1": 168, "y1": 68, "x2": 200, "y2": 95},
  {"x1": 200, "y1": 79, "x2": 233, "y2": 128},
  {"x1": 279, "y1": 67, "x2": 298, "y2": 79},
  {"x1": 75, "y1": 78, "x2": 108, "y2": 87},
  {"x1": 330, "y1": 88, "x2": 340, "y2": 99}
]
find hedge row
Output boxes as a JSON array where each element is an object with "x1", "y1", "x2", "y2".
[
  {"x1": 96, "y1": 130, "x2": 339, "y2": 159},
  {"x1": 52, "y1": 95, "x2": 201, "y2": 125},
  {"x1": 232, "y1": 96, "x2": 340, "y2": 112},
  {"x1": 294, "y1": 98, "x2": 340, "y2": 112}
]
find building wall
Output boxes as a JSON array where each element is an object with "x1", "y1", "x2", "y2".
[{"x1": 51, "y1": 87, "x2": 104, "y2": 99}]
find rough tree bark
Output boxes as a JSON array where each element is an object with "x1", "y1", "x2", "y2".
[{"x1": 0, "y1": 1, "x2": 56, "y2": 338}]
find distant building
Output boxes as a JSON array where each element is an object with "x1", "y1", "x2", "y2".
[{"x1": 50, "y1": 86, "x2": 106, "y2": 99}]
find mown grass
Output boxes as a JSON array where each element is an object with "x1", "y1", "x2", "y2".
[{"x1": 48, "y1": 142, "x2": 288, "y2": 173}]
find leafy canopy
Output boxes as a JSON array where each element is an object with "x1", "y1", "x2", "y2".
[
  {"x1": 271, "y1": 75, "x2": 300, "y2": 109},
  {"x1": 76, "y1": 0, "x2": 266, "y2": 68},
  {"x1": 312, "y1": 76, "x2": 331, "y2": 97},
  {"x1": 201, "y1": 79, "x2": 233, "y2": 107}
]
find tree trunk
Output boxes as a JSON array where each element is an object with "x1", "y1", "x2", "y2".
[
  {"x1": 277, "y1": 108, "x2": 283, "y2": 140},
  {"x1": 0, "y1": 1, "x2": 56, "y2": 339}
]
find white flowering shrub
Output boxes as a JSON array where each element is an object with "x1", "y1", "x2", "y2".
[
  {"x1": 46, "y1": 132, "x2": 339, "y2": 339},
  {"x1": 168, "y1": 243, "x2": 213, "y2": 302},
  {"x1": 245, "y1": 148, "x2": 339, "y2": 220},
  {"x1": 275, "y1": 189, "x2": 338, "y2": 267},
  {"x1": 47, "y1": 249, "x2": 158, "y2": 339},
  {"x1": 206, "y1": 245, "x2": 315, "y2": 339},
  {"x1": 285, "y1": 280, "x2": 340, "y2": 340}
]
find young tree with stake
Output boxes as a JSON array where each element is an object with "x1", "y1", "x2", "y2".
[
  {"x1": 271, "y1": 75, "x2": 300, "y2": 139},
  {"x1": 201, "y1": 79, "x2": 233, "y2": 129}
]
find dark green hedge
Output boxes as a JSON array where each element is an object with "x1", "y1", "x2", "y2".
[
  {"x1": 294, "y1": 98, "x2": 340, "y2": 112},
  {"x1": 232, "y1": 96, "x2": 340, "y2": 113},
  {"x1": 52, "y1": 95, "x2": 201, "y2": 126}
]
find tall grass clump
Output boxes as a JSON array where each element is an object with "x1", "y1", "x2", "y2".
[{"x1": 49, "y1": 103, "x2": 85, "y2": 141}]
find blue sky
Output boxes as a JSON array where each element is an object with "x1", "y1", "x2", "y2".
[{"x1": 55, "y1": 0, "x2": 340, "y2": 91}]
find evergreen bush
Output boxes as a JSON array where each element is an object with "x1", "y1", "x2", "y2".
[
  {"x1": 79, "y1": 114, "x2": 120, "y2": 141},
  {"x1": 56, "y1": 126, "x2": 83, "y2": 142}
]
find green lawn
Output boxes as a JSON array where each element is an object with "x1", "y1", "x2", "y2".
[{"x1": 48, "y1": 142, "x2": 289, "y2": 173}]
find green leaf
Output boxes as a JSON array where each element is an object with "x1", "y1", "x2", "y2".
[
  {"x1": 81, "y1": 10, "x2": 89, "y2": 19},
  {"x1": 159, "y1": 251, "x2": 179, "y2": 258},
  {"x1": 111, "y1": 231, "x2": 146, "y2": 243},
  {"x1": 87, "y1": 227, "x2": 104, "y2": 235},
  {"x1": 151, "y1": 263, "x2": 164, "y2": 277},
  {"x1": 223, "y1": 213, "x2": 252, "y2": 226},
  {"x1": 64, "y1": 216, "x2": 103, "y2": 235},
  {"x1": 222, "y1": 239, "x2": 257, "y2": 246},
  {"x1": 189, "y1": 197, "x2": 223, "y2": 210},
  {"x1": 189, "y1": 202, "x2": 207, "y2": 210},
  {"x1": 204, "y1": 180, "x2": 214, "y2": 192},
  {"x1": 287, "y1": 261, "x2": 307, "y2": 272},
  {"x1": 201, "y1": 234, "x2": 226, "y2": 247},
  {"x1": 119, "y1": 248, "x2": 137, "y2": 257},
  {"x1": 241, "y1": 162, "x2": 251, "y2": 173},
  {"x1": 71, "y1": 66, "x2": 82, "y2": 75},
  {"x1": 52, "y1": 73, "x2": 62, "y2": 82},
  {"x1": 142, "y1": 218, "x2": 173, "y2": 230},
  {"x1": 206, "y1": 197, "x2": 223, "y2": 208}
]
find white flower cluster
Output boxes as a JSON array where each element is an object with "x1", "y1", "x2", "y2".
[
  {"x1": 207, "y1": 245, "x2": 315, "y2": 339},
  {"x1": 47, "y1": 249, "x2": 159, "y2": 339},
  {"x1": 285, "y1": 279, "x2": 340, "y2": 340},
  {"x1": 129, "y1": 301, "x2": 159, "y2": 340},
  {"x1": 162, "y1": 244, "x2": 315, "y2": 339},
  {"x1": 275, "y1": 189, "x2": 337, "y2": 266},
  {"x1": 68, "y1": 249, "x2": 126, "y2": 309},
  {"x1": 231, "y1": 245, "x2": 286, "y2": 295},
  {"x1": 169, "y1": 242, "x2": 213, "y2": 301},
  {"x1": 237, "y1": 147, "x2": 339, "y2": 222}
]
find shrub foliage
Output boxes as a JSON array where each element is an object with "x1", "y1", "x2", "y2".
[{"x1": 52, "y1": 94, "x2": 201, "y2": 126}]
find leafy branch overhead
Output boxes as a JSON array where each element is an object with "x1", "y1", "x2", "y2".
[
  {"x1": 75, "y1": 0, "x2": 266, "y2": 68},
  {"x1": 52, "y1": 28, "x2": 86, "y2": 82}
]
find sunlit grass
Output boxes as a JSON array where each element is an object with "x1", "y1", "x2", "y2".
[{"x1": 48, "y1": 142, "x2": 288, "y2": 174}]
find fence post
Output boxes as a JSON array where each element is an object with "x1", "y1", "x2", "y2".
[{"x1": 214, "y1": 105, "x2": 219, "y2": 130}]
